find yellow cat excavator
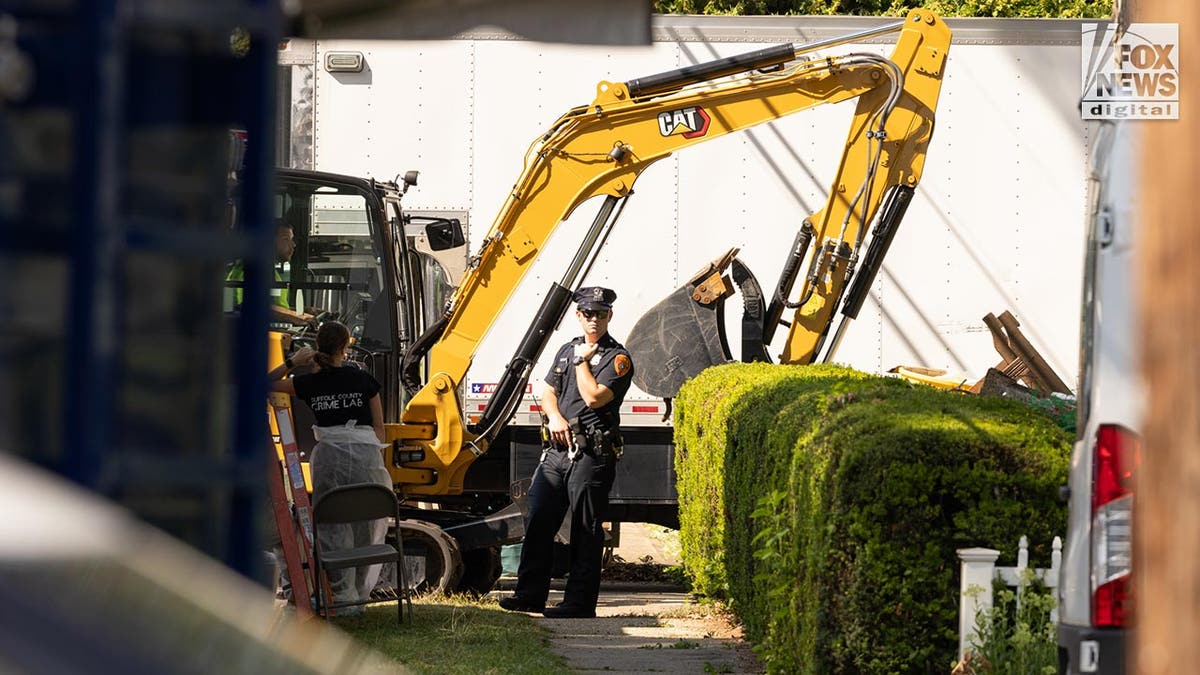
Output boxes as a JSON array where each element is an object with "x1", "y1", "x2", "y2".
[
  {"x1": 389, "y1": 9, "x2": 951, "y2": 496},
  {"x1": 268, "y1": 10, "x2": 950, "y2": 594}
]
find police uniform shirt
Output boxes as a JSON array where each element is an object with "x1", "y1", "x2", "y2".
[
  {"x1": 544, "y1": 334, "x2": 634, "y2": 431},
  {"x1": 292, "y1": 366, "x2": 381, "y2": 427}
]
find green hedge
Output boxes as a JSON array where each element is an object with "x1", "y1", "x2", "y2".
[{"x1": 674, "y1": 363, "x2": 1070, "y2": 673}]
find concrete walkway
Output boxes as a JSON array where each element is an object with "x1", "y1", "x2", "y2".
[
  {"x1": 489, "y1": 585, "x2": 761, "y2": 674},
  {"x1": 537, "y1": 587, "x2": 761, "y2": 674}
]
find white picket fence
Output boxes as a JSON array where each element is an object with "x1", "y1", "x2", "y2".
[{"x1": 956, "y1": 535, "x2": 1062, "y2": 660}]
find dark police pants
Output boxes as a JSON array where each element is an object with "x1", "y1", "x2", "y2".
[{"x1": 514, "y1": 442, "x2": 617, "y2": 610}]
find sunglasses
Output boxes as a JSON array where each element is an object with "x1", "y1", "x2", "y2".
[{"x1": 580, "y1": 309, "x2": 609, "y2": 319}]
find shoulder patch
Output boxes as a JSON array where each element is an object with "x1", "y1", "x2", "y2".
[{"x1": 614, "y1": 354, "x2": 631, "y2": 377}]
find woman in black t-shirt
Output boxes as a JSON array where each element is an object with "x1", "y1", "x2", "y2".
[
  {"x1": 270, "y1": 323, "x2": 384, "y2": 442},
  {"x1": 269, "y1": 321, "x2": 391, "y2": 613}
]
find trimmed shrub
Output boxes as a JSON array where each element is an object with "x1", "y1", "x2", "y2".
[
  {"x1": 674, "y1": 363, "x2": 1070, "y2": 673},
  {"x1": 652, "y1": 0, "x2": 1109, "y2": 19}
]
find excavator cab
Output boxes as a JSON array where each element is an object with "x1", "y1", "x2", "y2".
[{"x1": 240, "y1": 169, "x2": 465, "y2": 454}]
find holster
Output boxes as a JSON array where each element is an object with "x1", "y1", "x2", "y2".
[
  {"x1": 595, "y1": 428, "x2": 623, "y2": 460},
  {"x1": 607, "y1": 429, "x2": 624, "y2": 460},
  {"x1": 570, "y1": 417, "x2": 623, "y2": 461},
  {"x1": 567, "y1": 417, "x2": 589, "y2": 461}
]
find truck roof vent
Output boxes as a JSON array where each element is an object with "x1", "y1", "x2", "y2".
[{"x1": 325, "y1": 52, "x2": 364, "y2": 73}]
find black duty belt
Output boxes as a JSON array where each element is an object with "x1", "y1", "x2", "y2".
[{"x1": 569, "y1": 420, "x2": 623, "y2": 460}]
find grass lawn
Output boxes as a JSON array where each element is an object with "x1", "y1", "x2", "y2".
[{"x1": 331, "y1": 595, "x2": 568, "y2": 674}]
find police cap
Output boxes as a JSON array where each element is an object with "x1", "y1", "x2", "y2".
[{"x1": 573, "y1": 286, "x2": 617, "y2": 311}]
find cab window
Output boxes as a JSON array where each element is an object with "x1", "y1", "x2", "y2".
[{"x1": 276, "y1": 184, "x2": 385, "y2": 347}]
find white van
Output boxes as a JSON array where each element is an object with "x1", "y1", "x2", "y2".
[{"x1": 1056, "y1": 120, "x2": 1143, "y2": 674}]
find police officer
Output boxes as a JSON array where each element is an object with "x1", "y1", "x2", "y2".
[{"x1": 499, "y1": 286, "x2": 634, "y2": 618}]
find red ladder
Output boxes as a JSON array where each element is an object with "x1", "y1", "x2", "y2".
[{"x1": 267, "y1": 393, "x2": 318, "y2": 618}]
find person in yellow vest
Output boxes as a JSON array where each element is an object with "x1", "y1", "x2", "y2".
[{"x1": 226, "y1": 221, "x2": 317, "y2": 326}]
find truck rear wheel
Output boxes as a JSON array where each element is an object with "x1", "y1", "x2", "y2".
[
  {"x1": 396, "y1": 519, "x2": 462, "y2": 595},
  {"x1": 454, "y1": 546, "x2": 503, "y2": 596}
]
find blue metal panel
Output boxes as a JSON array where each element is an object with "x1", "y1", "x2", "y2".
[
  {"x1": 229, "y1": 0, "x2": 281, "y2": 577},
  {"x1": 0, "y1": 0, "x2": 280, "y2": 577},
  {"x1": 66, "y1": 0, "x2": 121, "y2": 489}
]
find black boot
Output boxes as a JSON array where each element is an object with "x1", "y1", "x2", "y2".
[
  {"x1": 542, "y1": 603, "x2": 596, "y2": 618},
  {"x1": 498, "y1": 595, "x2": 546, "y2": 613}
]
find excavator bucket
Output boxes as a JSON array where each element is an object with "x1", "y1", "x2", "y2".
[{"x1": 626, "y1": 248, "x2": 768, "y2": 398}]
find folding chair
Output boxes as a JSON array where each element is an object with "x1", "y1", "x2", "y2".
[{"x1": 311, "y1": 482, "x2": 412, "y2": 623}]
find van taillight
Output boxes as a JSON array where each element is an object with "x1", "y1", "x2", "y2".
[{"x1": 1091, "y1": 424, "x2": 1139, "y2": 627}]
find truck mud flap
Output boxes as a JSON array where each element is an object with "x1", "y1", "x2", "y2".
[{"x1": 626, "y1": 248, "x2": 766, "y2": 398}]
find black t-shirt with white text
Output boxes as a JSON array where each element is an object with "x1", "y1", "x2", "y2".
[{"x1": 292, "y1": 366, "x2": 381, "y2": 427}]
